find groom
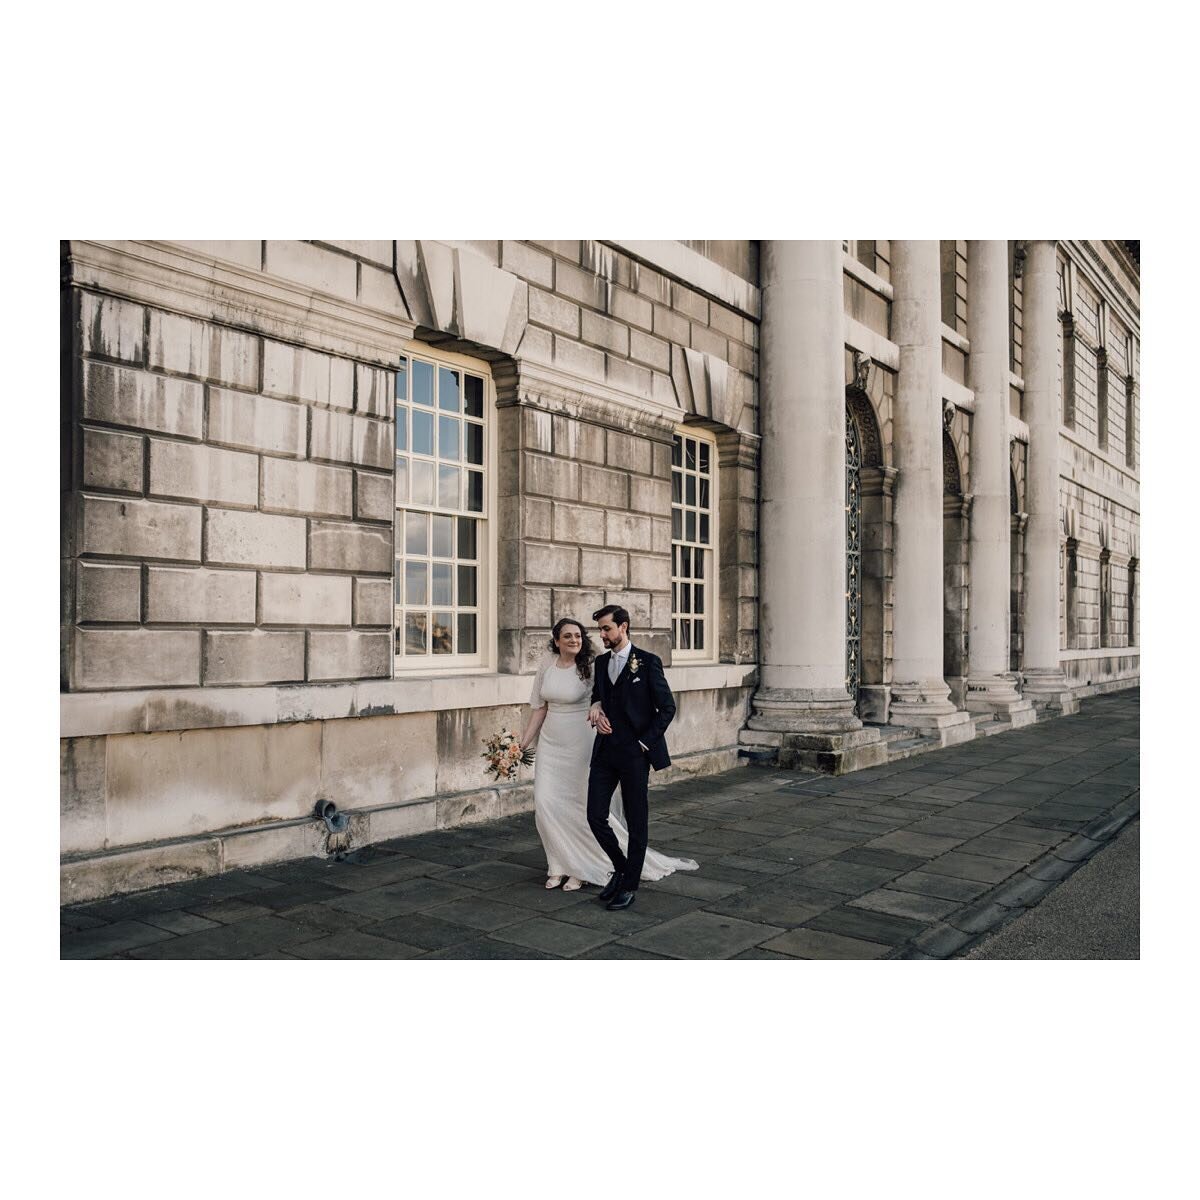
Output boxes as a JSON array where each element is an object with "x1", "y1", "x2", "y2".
[{"x1": 586, "y1": 604, "x2": 676, "y2": 911}]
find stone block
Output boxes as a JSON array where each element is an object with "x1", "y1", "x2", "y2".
[
  {"x1": 516, "y1": 324, "x2": 553, "y2": 364},
  {"x1": 367, "y1": 799, "x2": 438, "y2": 842},
  {"x1": 148, "y1": 439, "x2": 258, "y2": 507},
  {"x1": 607, "y1": 429, "x2": 654, "y2": 476},
  {"x1": 146, "y1": 565, "x2": 255, "y2": 624},
  {"x1": 310, "y1": 408, "x2": 392, "y2": 469},
  {"x1": 605, "y1": 590, "x2": 651, "y2": 629},
  {"x1": 691, "y1": 323, "x2": 728, "y2": 360},
  {"x1": 263, "y1": 240, "x2": 358, "y2": 301},
  {"x1": 358, "y1": 263, "x2": 408, "y2": 317},
  {"x1": 529, "y1": 288, "x2": 580, "y2": 336},
  {"x1": 581, "y1": 310, "x2": 630, "y2": 355},
  {"x1": 581, "y1": 549, "x2": 627, "y2": 588},
  {"x1": 501, "y1": 241, "x2": 554, "y2": 288},
  {"x1": 553, "y1": 335, "x2": 606, "y2": 380},
  {"x1": 435, "y1": 702, "x2": 527, "y2": 794},
  {"x1": 76, "y1": 561, "x2": 141, "y2": 623},
  {"x1": 260, "y1": 572, "x2": 352, "y2": 625},
  {"x1": 82, "y1": 495, "x2": 201, "y2": 561},
  {"x1": 728, "y1": 339, "x2": 756, "y2": 374},
  {"x1": 61, "y1": 736, "x2": 108, "y2": 856},
  {"x1": 355, "y1": 470, "x2": 394, "y2": 522},
  {"x1": 355, "y1": 363, "x2": 392, "y2": 418},
  {"x1": 73, "y1": 628, "x2": 201, "y2": 690},
  {"x1": 671, "y1": 282, "x2": 708, "y2": 322},
  {"x1": 526, "y1": 454, "x2": 580, "y2": 500},
  {"x1": 309, "y1": 520, "x2": 392, "y2": 573},
  {"x1": 653, "y1": 303, "x2": 690, "y2": 345},
  {"x1": 556, "y1": 261, "x2": 607, "y2": 309},
  {"x1": 552, "y1": 501, "x2": 606, "y2": 546},
  {"x1": 651, "y1": 516, "x2": 672, "y2": 553},
  {"x1": 610, "y1": 286, "x2": 652, "y2": 331},
  {"x1": 354, "y1": 577, "x2": 392, "y2": 626},
  {"x1": 629, "y1": 552, "x2": 670, "y2": 592},
  {"x1": 148, "y1": 310, "x2": 259, "y2": 389},
  {"x1": 104, "y1": 721, "x2": 322, "y2": 846},
  {"x1": 204, "y1": 630, "x2": 305, "y2": 684},
  {"x1": 324, "y1": 240, "x2": 393, "y2": 267},
  {"x1": 262, "y1": 340, "x2": 354, "y2": 410},
  {"x1": 61, "y1": 839, "x2": 222, "y2": 906},
  {"x1": 606, "y1": 355, "x2": 653, "y2": 401},
  {"x1": 523, "y1": 497, "x2": 553, "y2": 540},
  {"x1": 629, "y1": 329, "x2": 671, "y2": 372},
  {"x1": 708, "y1": 300, "x2": 744, "y2": 340},
  {"x1": 208, "y1": 388, "x2": 306, "y2": 458},
  {"x1": 633, "y1": 263, "x2": 670, "y2": 304},
  {"x1": 81, "y1": 427, "x2": 143, "y2": 492},
  {"x1": 553, "y1": 416, "x2": 605, "y2": 464},
  {"x1": 321, "y1": 711, "x2": 438, "y2": 810},
  {"x1": 205, "y1": 508, "x2": 305, "y2": 569},
  {"x1": 174, "y1": 240, "x2": 263, "y2": 270},
  {"x1": 80, "y1": 291, "x2": 144, "y2": 363},
  {"x1": 630, "y1": 475, "x2": 670, "y2": 514},
  {"x1": 605, "y1": 511, "x2": 654, "y2": 551},
  {"x1": 522, "y1": 586, "x2": 552, "y2": 627},
  {"x1": 526, "y1": 543, "x2": 579, "y2": 585},
  {"x1": 261, "y1": 457, "x2": 353, "y2": 518},
  {"x1": 82, "y1": 361, "x2": 203, "y2": 439},
  {"x1": 522, "y1": 407, "x2": 554, "y2": 452},
  {"x1": 549, "y1": 588, "x2": 605, "y2": 626},
  {"x1": 307, "y1": 630, "x2": 392, "y2": 680},
  {"x1": 580, "y1": 463, "x2": 628, "y2": 508}
]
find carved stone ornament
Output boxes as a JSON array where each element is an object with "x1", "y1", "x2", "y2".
[
  {"x1": 942, "y1": 398, "x2": 956, "y2": 432},
  {"x1": 852, "y1": 350, "x2": 872, "y2": 394},
  {"x1": 1013, "y1": 241, "x2": 1027, "y2": 279}
]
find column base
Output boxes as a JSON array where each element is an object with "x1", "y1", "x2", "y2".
[
  {"x1": 888, "y1": 679, "x2": 974, "y2": 745},
  {"x1": 965, "y1": 674, "x2": 1038, "y2": 727},
  {"x1": 1021, "y1": 668, "x2": 1080, "y2": 716},
  {"x1": 746, "y1": 686, "x2": 862, "y2": 734},
  {"x1": 739, "y1": 727, "x2": 888, "y2": 776}
]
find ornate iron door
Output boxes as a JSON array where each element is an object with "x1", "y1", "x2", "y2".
[{"x1": 845, "y1": 410, "x2": 862, "y2": 711}]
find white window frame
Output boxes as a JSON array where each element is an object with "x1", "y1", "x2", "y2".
[
  {"x1": 670, "y1": 424, "x2": 719, "y2": 664},
  {"x1": 393, "y1": 340, "x2": 498, "y2": 676}
]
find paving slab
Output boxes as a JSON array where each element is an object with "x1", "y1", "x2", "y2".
[
  {"x1": 421, "y1": 894, "x2": 534, "y2": 932},
  {"x1": 863, "y1": 830, "x2": 966, "y2": 858},
  {"x1": 619, "y1": 910, "x2": 785, "y2": 959},
  {"x1": 792, "y1": 859, "x2": 902, "y2": 895},
  {"x1": 833, "y1": 847, "x2": 929, "y2": 874},
  {"x1": 324, "y1": 877, "x2": 477, "y2": 920},
  {"x1": 423, "y1": 938, "x2": 559, "y2": 960},
  {"x1": 61, "y1": 920, "x2": 176, "y2": 959},
  {"x1": 887, "y1": 870, "x2": 994, "y2": 903},
  {"x1": 804, "y1": 905, "x2": 930, "y2": 947},
  {"x1": 288, "y1": 930, "x2": 427, "y2": 959},
  {"x1": 126, "y1": 915, "x2": 320, "y2": 959},
  {"x1": 759, "y1": 927, "x2": 892, "y2": 960},
  {"x1": 849, "y1": 889, "x2": 964, "y2": 923},
  {"x1": 490, "y1": 917, "x2": 617, "y2": 958}
]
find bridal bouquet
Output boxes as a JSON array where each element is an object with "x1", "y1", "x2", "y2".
[{"x1": 482, "y1": 729, "x2": 535, "y2": 781}]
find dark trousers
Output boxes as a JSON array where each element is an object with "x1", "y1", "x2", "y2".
[{"x1": 586, "y1": 738, "x2": 650, "y2": 890}]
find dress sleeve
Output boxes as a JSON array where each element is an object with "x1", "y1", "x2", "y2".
[{"x1": 529, "y1": 656, "x2": 550, "y2": 709}]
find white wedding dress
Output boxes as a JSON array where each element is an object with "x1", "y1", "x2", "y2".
[{"x1": 528, "y1": 654, "x2": 699, "y2": 886}]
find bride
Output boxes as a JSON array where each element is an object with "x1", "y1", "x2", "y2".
[{"x1": 517, "y1": 617, "x2": 699, "y2": 892}]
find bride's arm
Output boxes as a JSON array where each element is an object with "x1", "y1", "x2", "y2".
[{"x1": 518, "y1": 704, "x2": 547, "y2": 750}]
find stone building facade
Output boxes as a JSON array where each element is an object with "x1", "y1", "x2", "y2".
[{"x1": 59, "y1": 239, "x2": 1139, "y2": 901}]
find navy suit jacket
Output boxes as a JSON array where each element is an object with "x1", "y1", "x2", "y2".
[{"x1": 591, "y1": 644, "x2": 676, "y2": 770}]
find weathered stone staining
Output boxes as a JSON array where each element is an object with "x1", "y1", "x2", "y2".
[{"x1": 59, "y1": 239, "x2": 1139, "y2": 901}]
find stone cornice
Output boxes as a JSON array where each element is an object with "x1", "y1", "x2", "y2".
[
  {"x1": 845, "y1": 318, "x2": 898, "y2": 371},
  {"x1": 842, "y1": 253, "x2": 894, "y2": 301},
  {"x1": 64, "y1": 240, "x2": 417, "y2": 365},
  {"x1": 1063, "y1": 239, "x2": 1140, "y2": 334},
  {"x1": 602, "y1": 241, "x2": 761, "y2": 320}
]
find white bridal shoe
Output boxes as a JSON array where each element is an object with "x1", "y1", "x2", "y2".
[
  {"x1": 545, "y1": 876, "x2": 564, "y2": 889},
  {"x1": 562, "y1": 877, "x2": 584, "y2": 892}
]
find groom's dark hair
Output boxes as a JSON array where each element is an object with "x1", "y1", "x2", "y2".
[{"x1": 593, "y1": 604, "x2": 630, "y2": 630}]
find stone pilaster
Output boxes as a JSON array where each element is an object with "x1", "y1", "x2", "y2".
[
  {"x1": 1020, "y1": 240, "x2": 1077, "y2": 714},
  {"x1": 887, "y1": 241, "x2": 972, "y2": 742},
  {"x1": 743, "y1": 241, "x2": 884, "y2": 772},
  {"x1": 965, "y1": 241, "x2": 1034, "y2": 725}
]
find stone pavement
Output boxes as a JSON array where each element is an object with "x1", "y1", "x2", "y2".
[{"x1": 61, "y1": 689, "x2": 1140, "y2": 960}]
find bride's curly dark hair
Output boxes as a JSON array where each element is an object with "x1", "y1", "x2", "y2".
[{"x1": 547, "y1": 617, "x2": 596, "y2": 682}]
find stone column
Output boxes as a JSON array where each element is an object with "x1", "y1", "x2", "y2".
[
  {"x1": 1021, "y1": 239, "x2": 1078, "y2": 713},
  {"x1": 965, "y1": 240, "x2": 1035, "y2": 725},
  {"x1": 742, "y1": 241, "x2": 884, "y2": 772},
  {"x1": 888, "y1": 240, "x2": 972, "y2": 742}
]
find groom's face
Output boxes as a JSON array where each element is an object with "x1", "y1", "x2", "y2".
[{"x1": 597, "y1": 615, "x2": 628, "y2": 650}]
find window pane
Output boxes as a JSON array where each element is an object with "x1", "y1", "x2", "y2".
[
  {"x1": 464, "y1": 374, "x2": 484, "y2": 418},
  {"x1": 465, "y1": 422, "x2": 484, "y2": 465},
  {"x1": 412, "y1": 360, "x2": 434, "y2": 406},
  {"x1": 681, "y1": 583, "x2": 691, "y2": 614},
  {"x1": 458, "y1": 518, "x2": 477, "y2": 560},
  {"x1": 695, "y1": 548, "x2": 705, "y2": 579},
  {"x1": 685, "y1": 439, "x2": 696, "y2": 471},
  {"x1": 405, "y1": 511, "x2": 428, "y2": 555},
  {"x1": 699, "y1": 477, "x2": 709, "y2": 509},
  {"x1": 694, "y1": 584, "x2": 705, "y2": 615},
  {"x1": 695, "y1": 620, "x2": 704, "y2": 650},
  {"x1": 671, "y1": 437, "x2": 681, "y2": 467},
  {"x1": 680, "y1": 620, "x2": 692, "y2": 650},
  {"x1": 405, "y1": 612, "x2": 427, "y2": 654},
  {"x1": 432, "y1": 611, "x2": 454, "y2": 653},
  {"x1": 457, "y1": 612, "x2": 477, "y2": 655},
  {"x1": 412, "y1": 409, "x2": 434, "y2": 455},
  {"x1": 412, "y1": 460, "x2": 434, "y2": 506},
  {"x1": 699, "y1": 441, "x2": 710, "y2": 472},
  {"x1": 439, "y1": 463, "x2": 461, "y2": 509},
  {"x1": 438, "y1": 367, "x2": 460, "y2": 413},
  {"x1": 467, "y1": 471, "x2": 484, "y2": 512},
  {"x1": 671, "y1": 582, "x2": 677, "y2": 611},
  {"x1": 395, "y1": 407, "x2": 408, "y2": 451},
  {"x1": 671, "y1": 508, "x2": 682, "y2": 540},
  {"x1": 432, "y1": 514, "x2": 453, "y2": 558},
  {"x1": 432, "y1": 562, "x2": 453, "y2": 606},
  {"x1": 395, "y1": 356, "x2": 408, "y2": 402},
  {"x1": 686, "y1": 474, "x2": 696, "y2": 505},
  {"x1": 458, "y1": 564, "x2": 477, "y2": 607},
  {"x1": 699, "y1": 513, "x2": 709, "y2": 544},
  {"x1": 671, "y1": 472, "x2": 682, "y2": 503},
  {"x1": 681, "y1": 545, "x2": 692, "y2": 576},
  {"x1": 686, "y1": 511, "x2": 696, "y2": 542},
  {"x1": 395, "y1": 456, "x2": 409, "y2": 505},
  {"x1": 405, "y1": 561, "x2": 428, "y2": 605},
  {"x1": 393, "y1": 562, "x2": 403, "y2": 603},
  {"x1": 438, "y1": 415, "x2": 460, "y2": 461}
]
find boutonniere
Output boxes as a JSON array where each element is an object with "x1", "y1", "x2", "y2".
[{"x1": 629, "y1": 655, "x2": 640, "y2": 675}]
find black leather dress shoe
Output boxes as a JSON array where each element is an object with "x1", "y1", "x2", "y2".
[
  {"x1": 598, "y1": 874, "x2": 625, "y2": 903},
  {"x1": 606, "y1": 889, "x2": 636, "y2": 911}
]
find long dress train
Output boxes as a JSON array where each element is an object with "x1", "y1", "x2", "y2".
[{"x1": 528, "y1": 654, "x2": 699, "y2": 886}]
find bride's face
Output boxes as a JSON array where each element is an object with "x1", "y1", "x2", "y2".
[{"x1": 555, "y1": 625, "x2": 584, "y2": 658}]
